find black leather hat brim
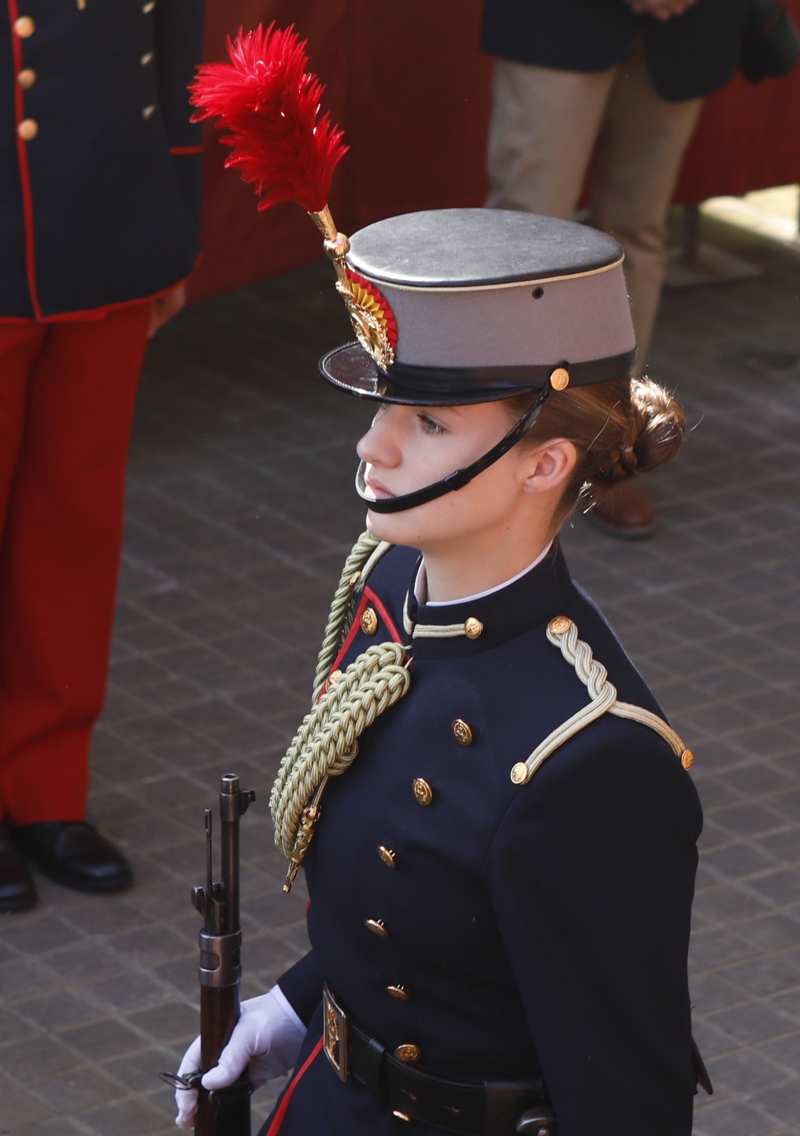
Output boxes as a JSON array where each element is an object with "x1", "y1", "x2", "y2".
[{"x1": 319, "y1": 342, "x2": 546, "y2": 407}]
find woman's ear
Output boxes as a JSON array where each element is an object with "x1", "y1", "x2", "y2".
[{"x1": 521, "y1": 439, "x2": 578, "y2": 495}]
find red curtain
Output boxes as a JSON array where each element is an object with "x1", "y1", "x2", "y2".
[{"x1": 190, "y1": 1, "x2": 800, "y2": 303}]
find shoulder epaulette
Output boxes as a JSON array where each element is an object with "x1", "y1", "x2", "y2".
[{"x1": 510, "y1": 615, "x2": 695, "y2": 786}]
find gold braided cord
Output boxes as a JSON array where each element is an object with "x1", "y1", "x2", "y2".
[
  {"x1": 512, "y1": 618, "x2": 689, "y2": 785},
  {"x1": 271, "y1": 642, "x2": 411, "y2": 858},
  {"x1": 311, "y1": 531, "x2": 380, "y2": 703}
]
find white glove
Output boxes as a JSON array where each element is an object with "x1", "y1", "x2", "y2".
[{"x1": 174, "y1": 985, "x2": 306, "y2": 1130}]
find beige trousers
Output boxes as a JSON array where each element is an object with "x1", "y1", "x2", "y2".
[{"x1": 486, "y1": 48, "x2": 702, "y2": 364}]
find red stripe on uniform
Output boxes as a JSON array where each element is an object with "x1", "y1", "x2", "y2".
[
  {"x1": 7, "y1": 0, "x2": 44, "y2": 320},
  {"x1": 324, "y1": 590, "x2": 370, "y2": 685},
  {"x1": 363, "y1": 584, "x2": 404, "y2": 645},
  {"x1": 320, "y1": 580, "x2": 405, "y2": 698},
  {"x1": 266, "y1": 1038, "x2": 323, "y2": 1136}
]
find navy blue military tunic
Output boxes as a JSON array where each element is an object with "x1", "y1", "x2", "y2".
[
  {"x1": 0, "y1": 0, "x2": 203, "y2": 319},
  {"x1": 267, "y1": 541, "x2": 702, "y2": 1136}
]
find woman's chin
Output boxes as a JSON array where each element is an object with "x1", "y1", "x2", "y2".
[
  {"x1": 365, "y1": 509, "x2": 409, "y2": 545},
  {"x1": 365, "y1": 509, "x2": 389, "y2": 538}
]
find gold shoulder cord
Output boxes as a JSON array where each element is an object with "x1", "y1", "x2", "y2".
[
  {"x1": 510, "y1": 616, "x2": 695, "y2": 786},
  {"x1": 270, "y1": 533, "x2": 410, "y2": 891}
]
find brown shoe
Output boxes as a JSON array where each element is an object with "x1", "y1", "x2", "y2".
[{"x1": 587, "y1": 480, "x2": 656, "y2": 539}]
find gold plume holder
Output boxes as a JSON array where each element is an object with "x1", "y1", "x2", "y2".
[
  {"x1": 310, "y1": 205, "x2": 396, "y2": 370},
  {"x1": 311, "y1": 206, "x2": 352, "y2": 290}
]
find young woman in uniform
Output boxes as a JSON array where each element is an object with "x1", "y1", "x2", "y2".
[{"x1": 175, "y1": 206, "x2": 708, "y2": 1136}]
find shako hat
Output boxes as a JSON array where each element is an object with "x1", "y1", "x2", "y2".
[
  {"x1": 321, "y1": 207, "x2": 635, "y2": 405},
  {"x1": 192, "y1": 24, "x2": 637, "y2": 513}
]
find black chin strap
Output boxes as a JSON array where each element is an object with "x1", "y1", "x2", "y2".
[{"x1": 355, "y1": 386, "x2": 550, "y2": 514}]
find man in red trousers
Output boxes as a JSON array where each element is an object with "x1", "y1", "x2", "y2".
[{"x1": 0, "y1": 1, "x2": 205, "y2": 911}]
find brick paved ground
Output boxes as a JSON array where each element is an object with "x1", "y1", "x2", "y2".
[{"x1": 1, "y1": 214, "x2": 798, "y2": 1135}]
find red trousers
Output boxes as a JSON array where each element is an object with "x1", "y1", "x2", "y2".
[{"x1": 0, "y1": 303, "x2": 150, "y2": 823}]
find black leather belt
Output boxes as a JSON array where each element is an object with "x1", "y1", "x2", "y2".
[{"x1": 322, "y1": 985, "x2": 556, "y2": 1136}]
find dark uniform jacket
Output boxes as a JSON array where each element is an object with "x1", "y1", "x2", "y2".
[
  {"x1": 482, "y1": 0, "x2": 750, "y2": 102},
  {"x1": 268, "y1": 541, "x2": 703, "y2": 1136},
  {"x1": 0, "y1": 0, "x2": 203, "y2": 321}
]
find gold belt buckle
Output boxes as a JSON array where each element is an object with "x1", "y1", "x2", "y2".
[{"x1": 323, "y1": 985, "x2": 350, "y2": 1083}]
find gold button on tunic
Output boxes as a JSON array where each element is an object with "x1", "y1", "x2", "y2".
[
  {"x1": 17, "y1": 118, "x2": 38, "y2": 141},
  {"x1": 377, "y1": 845, "x2": 397, "y2": 869},
  {"x1": 17, "y1": 68, "x2": 36, "y2": 90},
  {"x1": 548, "y1": 615, "x2": 572, "y2": 636},
  {"x1": 464, "y1": 617, "x2": 483, "y2": 639},
  {"x1": 365, "y1": 918, "x2": 388, "y2": 937},
  {"x1": 14, "y1": 16, "x2": 35, "y2": 38},
  {"x1": 386, "y1": 984, "x2": 409, "y2": 1001},
  {"x1": 360, "y1": 606, "x2": 379, "y2": 635},
  {"x1": 451, "y1": 719, "x2": 474, "y2": 746},
  {"x1": 412, "y1": 778, "x2": 433, "y2": 806}
]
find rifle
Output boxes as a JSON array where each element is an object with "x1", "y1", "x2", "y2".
[{"x1": 163, "y1": 773, "x2": 256, "y2": 1134}]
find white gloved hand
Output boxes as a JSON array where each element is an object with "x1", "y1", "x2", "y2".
[{"x1": 174, "y1": 986, "x2": 306, "y2": 1130}]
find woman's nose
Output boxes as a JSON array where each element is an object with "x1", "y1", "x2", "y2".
[{"x1": 356, "y1": 407, "x2": 402, "y2": 467}]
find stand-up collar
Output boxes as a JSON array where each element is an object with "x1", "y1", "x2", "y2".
[{"x1": 403, "y1": 541, "x2": 572, "y2": 659}]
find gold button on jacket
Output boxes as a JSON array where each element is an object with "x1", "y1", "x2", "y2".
[
  {"x1": 377, "y1": 845, "x2": 396, "y2": 869},
  {"x1": 365, "y1": 918, "x2": 388, "y2": 937},
  {"x1": 386, "y1": 984, "x2": 409, "y2": 1000},
  {"x1": 451, "y1": 718, "x2": 474, "y2": 746},
  {"x1": 412, "y1": 777, "x2": 433, "y2": 806},
  {"x1": 17, "y1": 68, "x2": 36, "y2": 90},
  {"x1": 548, "y1": 614, "x2": 572, "y2": 636},
  {"x1": 17, "y1": 118, "x2": 38, "y2": 141},
  {"x1": 14, "y1": 15, "x2": 35, "y2": 38},
  {"x1": 464, "y1": 616, "x2": 483, "y2": 639},
  {"x1": 360, "y1": 606, "x2": 379, "y2": 635}
]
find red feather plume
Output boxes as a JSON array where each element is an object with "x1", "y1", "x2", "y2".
[{"x1": 190, "y1": 23, "x2": 348, "y2": 214}]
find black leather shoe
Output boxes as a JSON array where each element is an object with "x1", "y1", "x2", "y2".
[
  {"x1": 0, "y1": 823, "x2": 38, "y2": 912},
  {"x1": 10, "y1": 821, "x2": 133, "y2": 894}
]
